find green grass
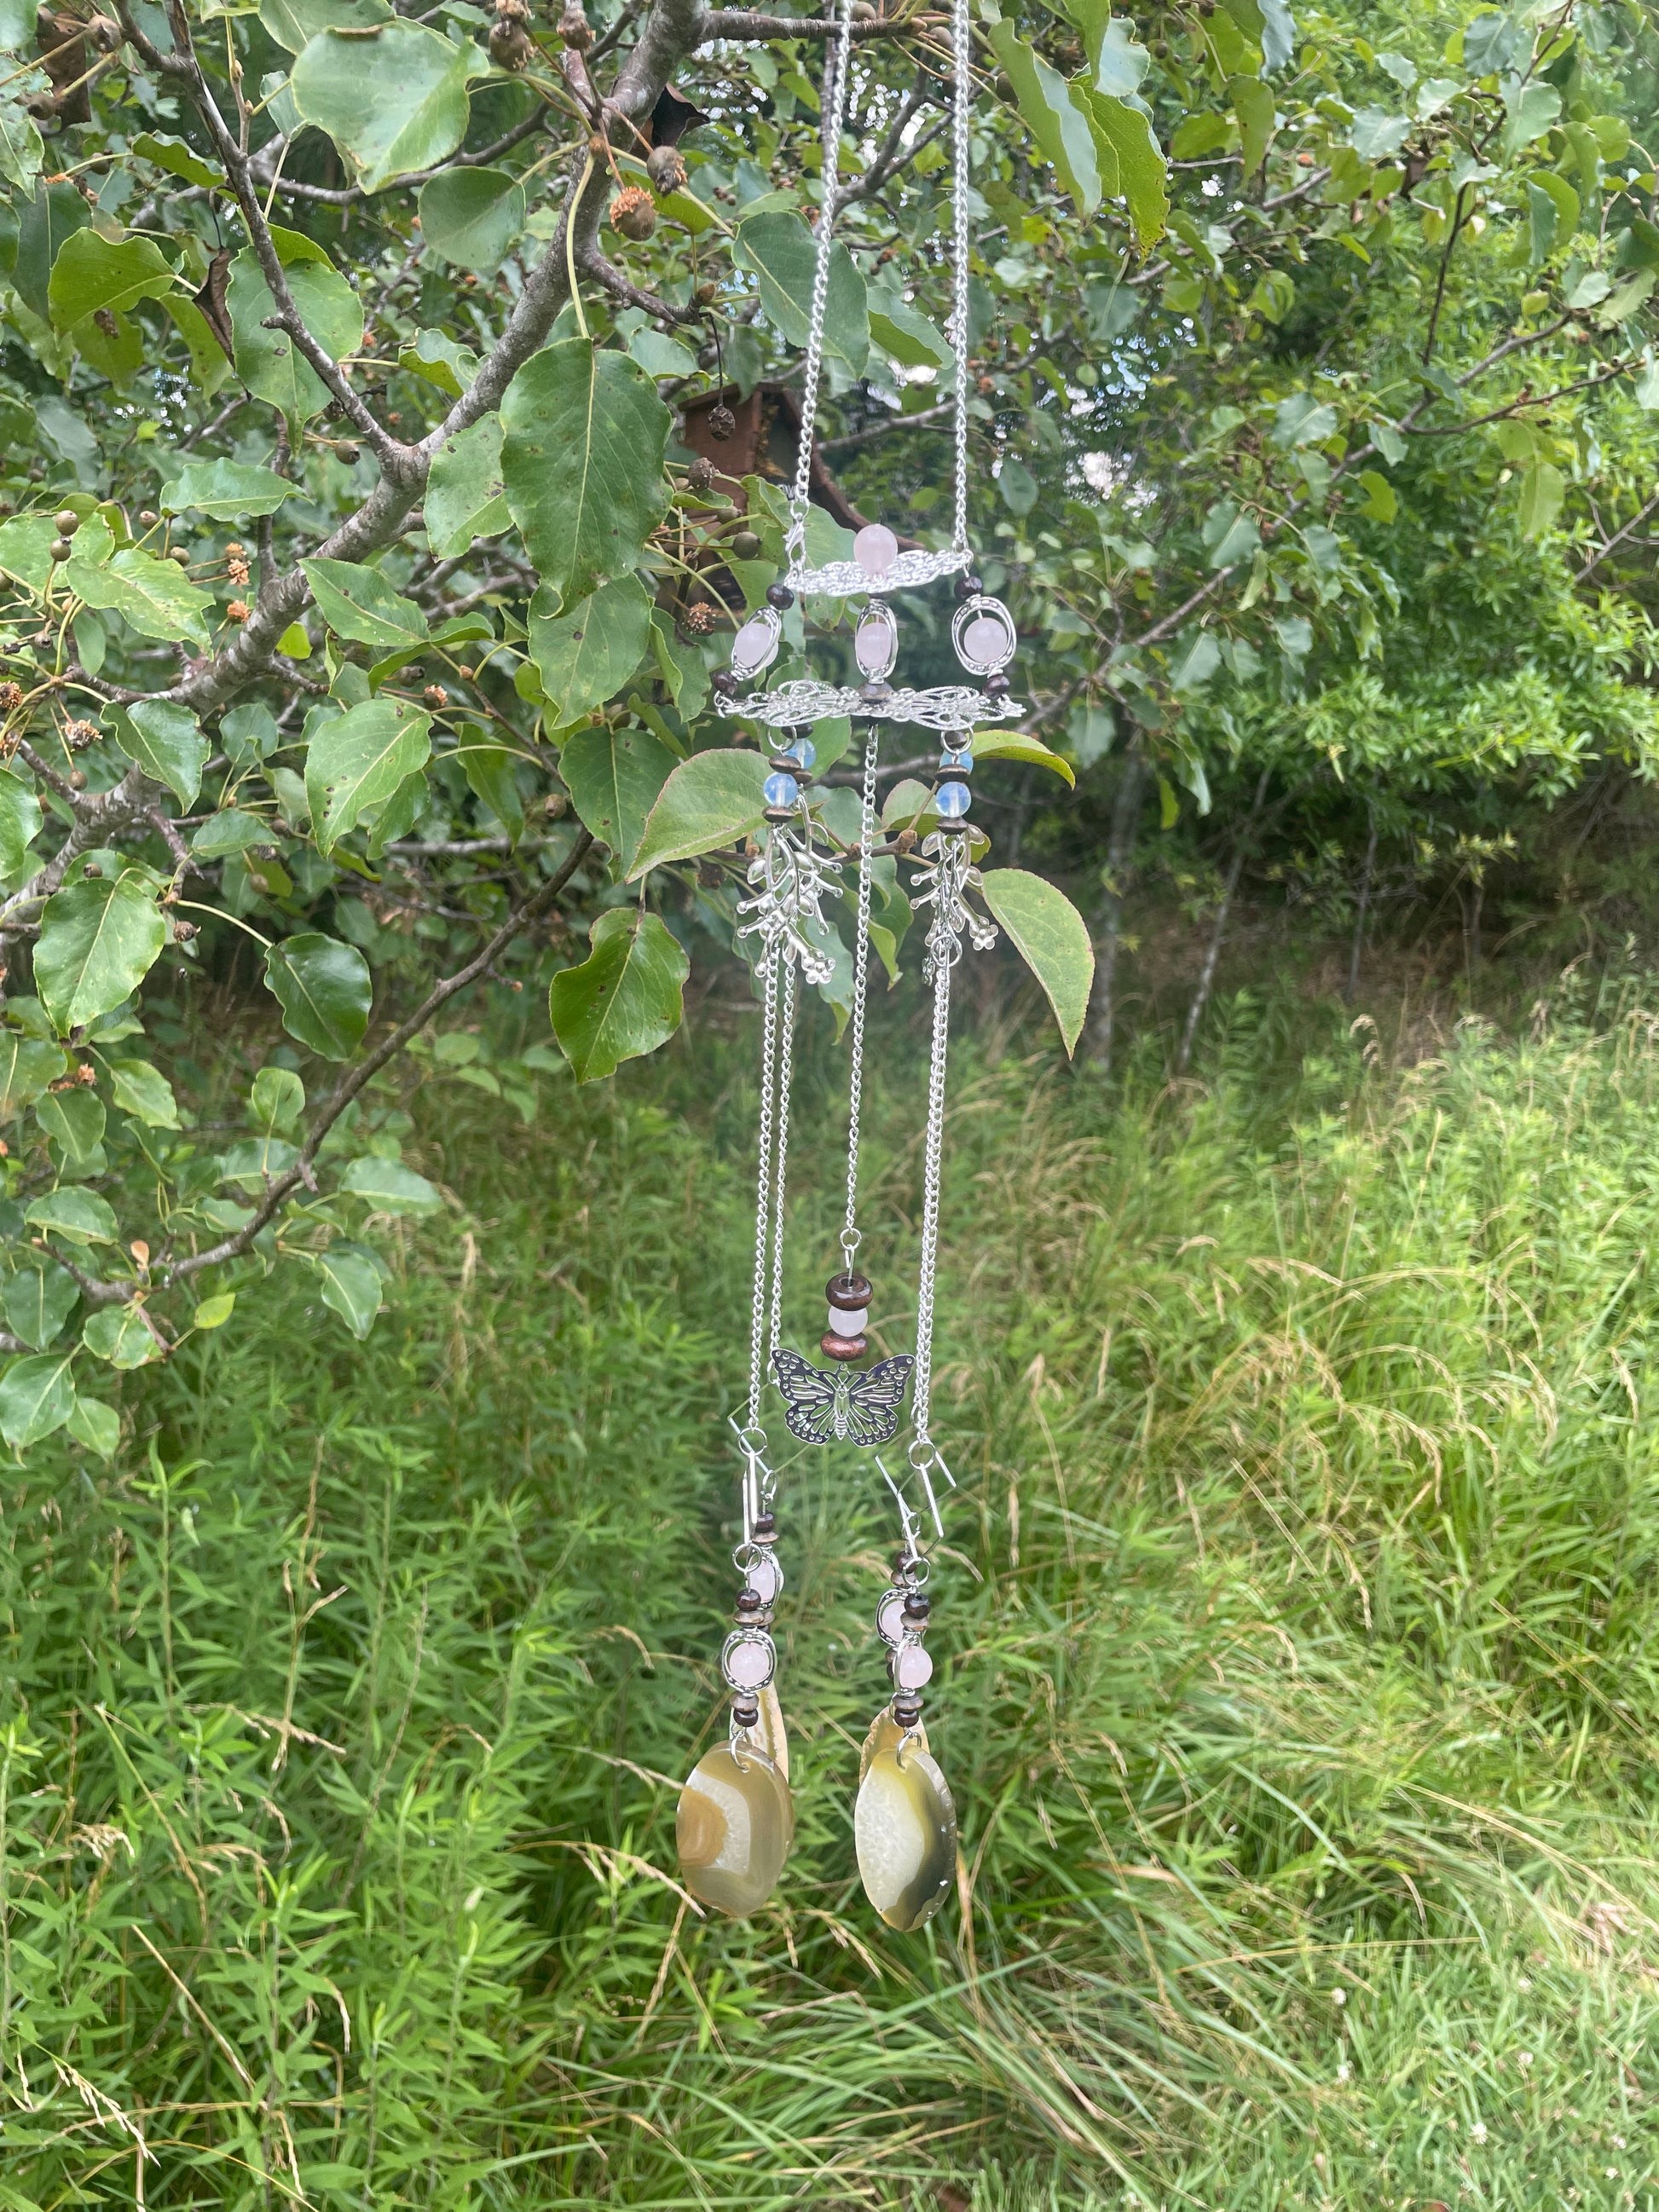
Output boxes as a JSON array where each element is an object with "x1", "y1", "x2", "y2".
[{"x1": 6, "y1": 981, "x2": 1659, "y2": 2208}]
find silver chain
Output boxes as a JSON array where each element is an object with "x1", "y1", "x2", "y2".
[
  {"x1": 841, "y1": 729, "x2": 880, "y2": 1265},
  {"x1": 950, "y1": 0, "x2": 972, "y2": 553},
  {"x1": 910, "y1": 891, "x2": 956, "y2": 1443},
  {"x1": 791, "y1": 0, "x2": 857, "y2": 523},
  {"x1": 768, "y1": 955, "x2": 796, "y2": 1355},
  {"x1": 746, "y1": 946, "x2": 782, "y2": 1431}
]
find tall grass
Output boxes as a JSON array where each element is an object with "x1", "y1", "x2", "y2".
[{"x1": 4, "y1": 980, "x2": 1659, "y2": 2208}]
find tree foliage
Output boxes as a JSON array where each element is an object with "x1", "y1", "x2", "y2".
[{"x1": 0, "y1": 0, "x2": 1654, "y2": 1415}]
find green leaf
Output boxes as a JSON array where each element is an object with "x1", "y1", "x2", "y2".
[
  {"x1": 263, "y1": 933, "x2": 372, "y2": 1059},
  {"x1": 986, "y1": 22, "x2": 1101, "y2": 213},
  {"x1": 628, "y1": 327, "x2": 698, "y2": 379},
  {"x1": 628, "y1": 748, "x2": 770, "y2": 876},
  {"x1": 1203, "y1": 499, "x2": 1261, "y2": 569},
  {"x1": 0, "y1": 1350, "x2": 76, "y2": 1447},
  {"x1": 0, "y1": 1032, "x2": 63, "y2": 1115},
  {"x1": 304, "y1": 698, "x2": 432, "y2": 853},
  {"x1": 1272, "y1": 393, "x2": 1338, "y2": 448},
  {"x1": 260, "y1": 0, "x2": 390, "y2": 49},
  {"x1": 501, "y1": 339, "x2": 671, "y2": 612},
  {"x1": 1357, "y1": 469, "x2": 1398, "y2": 523},
  {"x1": 458, "y1": 732, "x2": 525, "y2": 842},
  {"x1": 251, "y1": 1065, "x2": 304, "y2": 1132},
  {"x1": 732, "y1": 211, "x2": 870, "y2": 373},
  {"x1": 24, "y1": 1185, "x2": 118, "y2": 1244},
  {"x1": 1350, "y1": 108, "x2": 1410, "y2": 161},
  {"x1": 1635, "y1": 349, "x2": 1659, "y2": 410},
  {"x1": 1503, "y1": 79, "x2": 1560, "y2": 157},
  {"x1": 130, "y1": 130, "x2": 224, "y2": 188},
  {"x1": 868, "y1": 292, "x2": 955, "y2": 373},
  {"x1": 999, "y1": 457, "x2": 1039, "y2": 516},
  {"x1": 1084, "y1": 88, "x2": 1171, "y2": 251},
  {"x1": 0, "y1": 767, "x2": 41, "y2": 876},
  {"x1": 0, "y1": 90, "x2": 43, "y2": 196},
  {"x1": 302, "y1": 557, "x2": 427, "y2": 651},
  {"x1": 338, "y1": 1156, "x2": 444, "y2": 1212},
  {"x1": 292, "y1": 22, "x2": 480, "y2": 193},
  {"x1": 425, "y1": 414, "x2": 508, "y2": 560},
  {"x1": 14, "y1": 180, "x2": 89, "y2": 325},
  {"x1": 1518, "y1": 459, "x2": 1566, "y2": 539},
  {"x1": 312, "y1": 1243, "x2": 383, "y2": 1337},
  {"x1": 1228, "y1": 73, "x2": 1275, "y2": 176},
  {"x1": 47, "y1": 230, "x2": 178, "y2": 332},
  {"x1": 418, "y1": 166, "x2": 525, "y2": 271},
  {"x1": 36, "y1": 1087, "x2": 105, "y2": 1169},
  {"x1": 218, "y1": 1135, "x2": 300, "y2": 1189},
  {"x1": 190, "y1": 809, "x2": 276, "y2": 858},
  {"x1": 3, "y1": 1261, "x2": 78, "y2": 1350},
  {"x1": 164, "y1": 458, "x2": 297, "y2": 522},
  {"x1": 398, "y1": 326, "x2": 477, "y2": 399},
  {"x1": 66, "y1": 546, "x2": 212, "y2": 645},
  {"x1": 980, "y1": 869, "x2": 1095, "y2": 1057},
  {"x1": 66, "y1": 1393, "x2": 119, "y2": 1458},
  {"x1": 549, "y1": 908, "x2": 689, "y2": 1083},
  {"x1": 0, "y1": 0, "x2": 35, "y2": 46},
  {"x1": 529, "y1": 574, "x2": 653, "y2": 723},
  {"x1": 109, "y1": 1057, "x2": 182, "y2": 1129},
  {"x1": 228, "y1": 227, "x2": 363, "y2": 424},
  {"x1": 82, "y1": 1303, "x2": 160, "y2": 1370},
  {"x1": 118, "y1": 700, "x2": 206, "y2": 809},
  {"x1": 35, "y1": 865, "x2": 168, "y2": 1033},
  {"x1": 192, "y1": 1291, "x2": 236, "y2": 1330},
  {"x1": 969, "y1": 732, "x2": 1076, "y2": 786},
  {"x1": 560, "y1": 721, "x2": 677, "y2": 875}
]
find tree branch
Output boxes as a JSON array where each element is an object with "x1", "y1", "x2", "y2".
[
  {"x1": 147, "y1": 834, "x2": 595, "y2": 1294},
  {"x1": 697, "y1": 7, "x2": 937, "y2": 37}
]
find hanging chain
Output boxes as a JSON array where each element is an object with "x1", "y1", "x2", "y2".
[
  {"x1": 910, "y1": 915, "x2": 954, "y2": 1446},
  {"x1": 746, "y1": 946, "x2": 782, "y2": 1432},
  {"x1": 768, "y1": 956, "x2": 797, "y2": 1356},
  {"x1": 950, "y1": 0, "x2": 973, "y2": 554},
  {"x1": 841, "y1": 728, "x2": 880, "y2": 1266},
  {"x1": 791, "y1": 0, "x2": 858, "y2": 524}
]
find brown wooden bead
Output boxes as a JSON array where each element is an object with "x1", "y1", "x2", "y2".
[
  {"x1": 892, "y1": 1694, "x2": 923, "y2": 1727},
  {"x1": 735, "y1": 1590, "x2": 763, "y2": 1616},
  {"x1": 902, "y1": 1591, "x2": 932, "y2": 1625},
  {"x1": 820, "y1": 1330, "x2": 867, "y2": 1362},
  {"x1": 731, "y1": 1695, "x2": 760, "y2": 1727},
  {"x1": 753, "y1": 1511, "x2": 776, "y2": 1539},
  {"x1": 825, "y1": 1272, "x2": 872, "y2": 1308}
]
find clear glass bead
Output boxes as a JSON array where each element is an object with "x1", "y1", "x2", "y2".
[
  {"x1": 763, "y1": 771, "x2": 799, "y2": 808},
  {"x1": 936, "y1": 781, "x2": 971, "y2": 818}
]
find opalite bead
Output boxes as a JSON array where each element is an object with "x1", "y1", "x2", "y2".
[
  {"x1": 854, "y1": 523, "x2": 899, "y2": 578},
  {"x1": 763, "y1": 771, "x2": 799, "y2": 808},
  {"x1": 936, "y1": 781, "x2": 971, "y2": 818},
  {"x1": 940, "y1": 748, "x2": 973, "y2": 773},
  {"x1": 676, "y1": 1743, "x2": 794, "y2": 1917},
  {"x1": 783, "y1": 736, "x2": 816, "y2": 771},
  {"x1": 855, "y1": 1741, "x2": 957, "y2": 1932}
]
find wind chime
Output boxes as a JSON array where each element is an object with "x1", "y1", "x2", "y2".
[{"x1": 673, "y1": 0, "x2": 1020, "y2": 1934}]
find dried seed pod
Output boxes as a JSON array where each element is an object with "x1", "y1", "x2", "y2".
[
  {"x1": 708, "y1": 402, "x2": 737, "y2": 442},
  {"x1": 488, "y1": 14, "x2": 533, "y2": 66},
  {"x1": 225, "y1": 599, "x2": 250, "y2": 621},
  {"x1": 646, "y1": 142, "x2": 687, "y2": 193},
  {"x1": 558, "y1": 0, "x2": 592, "y2": 47},
  {"x1": 610, "y1": 187, "x2": 656, "y2": 242},
  {"x1": 0, "y1": 683, "x2": 21, "y2": 712},
  {"x1": 680, "y1": 601, "x2": 717, "y2": 637},
  {"x1": 423, "y1": 683, "x2": 448, "y2": 708},
  {"x1": 685, "y1": 454, "x2": 715, "y2": 493}
]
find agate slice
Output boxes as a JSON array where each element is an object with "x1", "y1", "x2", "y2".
[
  {"x1": 753, "y1": 1680, "x2": 790, "y2": 1780},
  {"x1": 854, "y1": 1737, "x2": 956, "y2": 1932},
  {"x1": 676, "y1": 1742, "x2": 794, "y2": 1917},
  {"x1": 858, "y1": 1704, "x2": 929, "y2": 1782}
]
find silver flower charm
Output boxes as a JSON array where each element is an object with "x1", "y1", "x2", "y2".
[
  {"x1": 910, "y1": 831, "x2": 997, "y2": 980},
  {"x1": 737, "y1": 819, "x2": 844, "y2": 983}
]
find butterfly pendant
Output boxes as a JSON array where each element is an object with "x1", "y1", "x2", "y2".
[{"x1": 770, "y1": 1346, "x2": 915, "y2": 1448}]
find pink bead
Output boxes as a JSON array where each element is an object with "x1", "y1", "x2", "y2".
[
  {"x1": 894, "y1": 1643, "x2": 934, "y2": 1690},
  {"x1": 964, "y1": 614, "x2": 1010, "y2": 667},
  {"x1": 854, "y1": 524, "x2": 899, "y2": 577}
]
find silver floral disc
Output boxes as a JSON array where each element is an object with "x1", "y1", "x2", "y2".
[
  {"x1": 951, "y1": 594, "x2": 1017, "y2": 677},
  {"x1": 854, "y1": 601, "x2": 899, "y2": 682},
  {"x1": 730, "y1": 605, "x2": 783, "y2": 680}
]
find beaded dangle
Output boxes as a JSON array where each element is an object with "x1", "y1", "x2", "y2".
[{"x1": 679, "y1": 0, "x2": 1011, "y2": 1932}]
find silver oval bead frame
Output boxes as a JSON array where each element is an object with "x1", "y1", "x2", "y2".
[{"x1": 951, "y1": 594, "x2": 1017, "y2": 677}]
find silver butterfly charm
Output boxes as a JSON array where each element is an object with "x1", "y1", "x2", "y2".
[{"x1": 770, "y1": 1346, "x2": 915, "y2": 1447}]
